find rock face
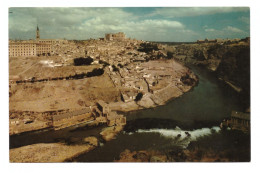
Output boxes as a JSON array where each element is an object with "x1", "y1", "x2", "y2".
[
  {"x1": 150, "y1": 156, "x2": 167, "y2": 162},
  {"x1": 83, "y1": 136, "x2": 98, "y2": 146},
  {"x1": 100, "y1": 125, "x2": 124, "y2": 142},
  {"x1": 216, "y1": 46, "x2": 250, "y2": 104},
  {"x1": 173, "y1": 41, "x2": 250, "y2": 109},
  {"x1": 116, "y1": 149, "x2": 167, "y2": 162},
  {"x1": 116, "y1": 146, "x2": 249, "y2": 162}
]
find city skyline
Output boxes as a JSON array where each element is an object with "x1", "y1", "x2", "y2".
[{"x1": 9, "y1": 7, "x2": 250, "y2": 42}]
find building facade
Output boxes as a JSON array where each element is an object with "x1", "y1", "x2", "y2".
[
  {"x1": 9, "y1": 26, "x2": 64, "y2": 57},
  {"x1": 9, "y1": 40, "x2": 37, "y2": 57},
  {"x1": 220, "y1": 111, "x2": 250, "y2": 132},
  {"x1": 36, "y1": 42, "x2": 52, "y2": 56},
  {"x1": 105, "y1": 32, "x2": 126, "y2": 41}
]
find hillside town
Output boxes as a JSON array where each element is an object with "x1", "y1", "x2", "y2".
[
  {"x1": 9, "y1": 27, "x2": 198, "y2": 137},
  {"x1": 9, "y1": 25, "x2": 250, "y2": 163},
  {"x1": 9, "y1": 25, "x2": 251, "y2": 136},
  {"x1": 8, "y1": 6, "x2": 252, "y2": 164}
]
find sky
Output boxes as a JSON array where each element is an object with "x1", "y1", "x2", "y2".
[{"x1": 8, "y1": 7, "x2": 250, "y2": 42}]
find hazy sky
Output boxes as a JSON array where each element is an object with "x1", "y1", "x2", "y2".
[{"x1": 8, "y1": 7, "x2": 250, "y2": 42}]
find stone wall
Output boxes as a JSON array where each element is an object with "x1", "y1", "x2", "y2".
[{"x1": 53, "y1": 112, "x2": 94, "y2": 130}]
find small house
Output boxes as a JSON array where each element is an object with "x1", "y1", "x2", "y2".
[{"x1": 96, "y1": 100, "x2": 110, "y2": 115}]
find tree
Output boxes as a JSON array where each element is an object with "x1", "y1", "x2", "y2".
[
  {"x1": 86, "y1": 68, "x2": 104, "y2": 77},
  {"x1": 99, "y1": 60, "x2": 110, "y2": 67},
  {"x1": 74, "y1": 57, "x2": 93, "y2": 66},
  {"x1": 118, "y1": 63, "x2": 124, "y2": 68},
  {"x1": 112, "y1": 65, "x2": 119, "y2": 72},
  {"x1": 135, "y1": 92, "x2": 143, "y2": 101}
]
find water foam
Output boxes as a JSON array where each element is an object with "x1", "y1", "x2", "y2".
[{"x1": 134, "y1": 126, "x2": 221, "y2": 148}]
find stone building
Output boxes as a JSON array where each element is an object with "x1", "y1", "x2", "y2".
[
  {"x1": 220, "y1": 111, "x2": 250, "y2": 132},
  {"x1": 107, "y1": 112, "x2": 126, "y2": 126},
  {"x1": 105, "y1": 32, "x2": 126, "y2": 41},
  {"x1": 196, "y1": 40, "x2": 205, "y2": 44},
  {"x1": 36, "y1": 42, "x2": 52, "y2": 56},
  {"x1": 215, "y1": 38, "x2": 224, "y2": 43},
  {"x1": 94, "y1": 100, "x2": 126, "y2": 127},
  {"x1": 9, "y1": 40, "x2": 37, "y2": 57},
  {"x1": 9, "y1": 26, "x2": 64, "y2": 57},
  {"x1": 96, "y1": 100, "x2": 110, "y2": 115},
  {"x1": 230, "y1": 111, "x2": 250, "y2": 131},
  {"x1": 52, "y1": 108, "x2": 93, "y2": 130},
  {"x1": 105, "y1": 34, "x2": 113, "y2": 41}
]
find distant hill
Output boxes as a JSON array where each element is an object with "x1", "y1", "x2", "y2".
[{"x1": 150, "y1": 41, "x2": 195, "y2": 45}]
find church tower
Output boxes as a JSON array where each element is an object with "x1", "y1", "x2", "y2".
[{"x1": 36, "y1": 25, "x2": 40, "y2": 40}]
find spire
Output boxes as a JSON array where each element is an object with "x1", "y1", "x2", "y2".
[{"x1": 36, "y1": 25, "x2": 40, "y2": 39}]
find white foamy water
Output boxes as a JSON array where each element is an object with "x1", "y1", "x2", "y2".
[{"x1": 133, "y1": 126, "x2": 221, "y2": 148}]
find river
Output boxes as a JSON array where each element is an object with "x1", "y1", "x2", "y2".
[{"x1": 9, "y1": 65, "x2": 250, "y2": 162}]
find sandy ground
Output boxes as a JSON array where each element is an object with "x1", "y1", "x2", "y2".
[
  {"x1": 10, "y1": 73, "x2": 120, "y2": 112},
  {"x1": 9, "y1": 137, "x2": 98, "y2": 163}
]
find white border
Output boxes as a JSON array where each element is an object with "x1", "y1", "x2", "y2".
[{"x1": 2, "y1": 1, "x2": 260, "y2": 173}]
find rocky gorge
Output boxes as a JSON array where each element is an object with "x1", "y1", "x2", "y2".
[{"x1": 172, "y1": 40, "x2": 250, "y2": 110}]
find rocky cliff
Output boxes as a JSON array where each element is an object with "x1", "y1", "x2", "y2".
[{"x1": 173, "y1": 41, "x2": 250, "y2": 109}]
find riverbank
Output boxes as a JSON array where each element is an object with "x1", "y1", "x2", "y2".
[{"x1": 10, "y1": 137, "x2": 98, "y2": 162}]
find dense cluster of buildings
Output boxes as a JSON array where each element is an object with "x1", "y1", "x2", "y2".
[{"x1": 8, "y1": 27, "x2": 129, "y2": 58}]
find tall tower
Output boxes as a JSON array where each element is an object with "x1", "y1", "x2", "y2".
[{"x1": 36, "y1": 25, "x2": 40, "y2": 40}]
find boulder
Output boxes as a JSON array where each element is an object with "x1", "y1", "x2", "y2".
[
  {"x1": 83, "y1": 136, "x2": 98, "y2": 147},
  {"x1": 133, "y1": 151, "x2": 149, "y2": 162},
  {"x1": 100, "y1": 125, "x2": 123, "y2": 142}
]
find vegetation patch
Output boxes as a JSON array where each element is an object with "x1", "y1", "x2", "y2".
[{"x1": 74, "y1": 57, "x2": 93, "y2": 66}]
